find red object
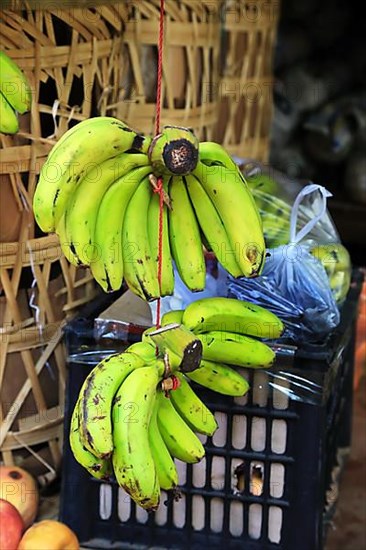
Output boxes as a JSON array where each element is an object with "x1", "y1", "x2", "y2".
[
  {"x1": 354, "y1": 276, "x2": 366, "y2": 390},
  {"x1": 154, "y1": 0, "x2": 165, "y2": 138},
  {"x1": 171, "y1": 375, "x2": 180, "y2": 391},
  {"x1": 0, "y1": 498, "x2": 24, "y2": 550},
  {"x1": 154, "y1": 0, "x2": 166, "y2": 329},
  {"x1": 153, "y1": 176, "x2": 165, "y2": 328}
]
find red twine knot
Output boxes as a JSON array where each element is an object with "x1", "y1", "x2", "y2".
[{"x1": 153, "y1": 176, "x2": 164, "y2": 194}]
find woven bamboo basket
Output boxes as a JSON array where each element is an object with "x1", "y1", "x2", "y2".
[
  {"x1": 0, "y1": 2, "x2": 128, "y2": 211},
  {"x1": 0, "y1": 2, "x2": 128, "y2": 478},
  {"x1": 214, "y1": 0, "x2": 280, "y2": 162},
  {"x1": 0, "y1": 218, "x2": 97, "y2": 479},
  {"x1": 110, "y1": 0, "x2": 223, "y2": 140}
]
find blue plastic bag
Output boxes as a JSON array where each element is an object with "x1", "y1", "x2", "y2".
[
  {"x1": 228, "y1": 184, "x2": 341, "y2": 343},
  {"x1": 149, "y1": 257, "x2": 228, "y2": 325}
]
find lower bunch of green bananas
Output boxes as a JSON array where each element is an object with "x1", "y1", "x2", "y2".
[
  {"x1": 70, "y1": 339, "x2": 220, "y2": 511},
  {"x1": 0, "y1": 49, "x2": 32, "y2": 134},
  {"x1": 32, "y1": 117, "x2": 265, "y2": 301},
  {"x1": 70, "y1": 297, "x2": 284, "y2": 510}
]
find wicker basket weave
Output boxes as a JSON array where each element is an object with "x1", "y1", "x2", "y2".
[
  {"x1": 214, "y1": 0, "x2": 280, "y2": 162},
  {"x1": 0, "y1": 2, "x2": 128, "y2": 204},
  {"x1": 0, "y1": 3, "x2": 129, "y2": 477},
  {"x1": 111, "y1": 0, "x2": 223, "y2": 140},
  {"x1": 0, "y1": 223, "x2": 97, "y2": 477}
]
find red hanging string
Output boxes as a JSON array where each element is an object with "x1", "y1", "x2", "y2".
[
  {"x1": 154, "y1": 0, "x2": 165, "y2": 329},
  {"x1": 153, "y1": 177, "x2": 164, "y2": 329},
  {"x1": 155, "y1": 0, "x2": 165, "y2": 138}
]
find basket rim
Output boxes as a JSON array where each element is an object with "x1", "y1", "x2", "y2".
[{"x1": 1, "y1": 417, "x2": 63, "y2": 452}]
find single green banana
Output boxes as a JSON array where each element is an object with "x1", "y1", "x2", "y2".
[
  {"x1": 148, "y1": 125, "x2": 199, "y2": 176},
  {"x1": 197, "y1": 331, "x2": 275, "y2": 368},
  {"x1": 122, "y1": 174, "x2": 160, "y2": 301},
  {"x1": 127, "y1": 341, "x2": 158, "y2": 362},
  {"x1": 197, "y1": 141, "x2": 237, "y2": 171},
  {"x1": 147, "y1": 176, "x2": 175, "y2": 296},
  {"x1": 310, "y1": 243, "x2": 351, "y2": 303},
  {"x1": 185, "y1": 173, "x2": 243, "y2": 277},
  {"x1": 0, "y1": 50, "x2": 32, "y2": 113},
  {"x1": 78, "y1": 351, "x2": 146, "y2": 458},
  {"x1": 266, "y1": 238, "x2": 287, "y2": 249},
  {"x1": 148, "y1": 398, "x2": 178, "y2": 491},
  {"x1": 261, "y1": 212, "x2": 290, "y2": 248},
  {"x1": 193, "y1": 161, "x2": 265, "y2": 277},
  {"x1": 161, "y1": 309, "x2": 184, "y2": 326},
  {"x1": 112, "y1": 362, "x2": 164, "y2": 510},
  {"x1": 329, "y1": 270, "x2": 351, "y2": 303},
  {"x1": 169, "y1": 372, "x2": 218, "y2": 436},
  {"x1": 258, "y1": 208, "x2": 289, "y2": 227},
  {"x1": 65, "y1": 153, "x2": 149, "y2": 266},
  {"x1": 246, "y1": 173, "x2": 279, "y2": 195},
  {"x1": 310, "y1": 243, "x2": 351, "y2": 276},
  {"x1": 183, "y1": 296, "x2": 284, "y2": 339},
  {"x1": 55, "y1": 212, "x2": 81, "y2": 266},
  {"x1": 90, "y1": 165, "x2": 152, "y2": 292},
  {"x1": 187, "y1": 359, "x2": 250, "y2": 397},
  {"x1": 33, "y1": 117, "x2": 151, "y2": 233},
  {"x1": 252, "y1": 189, "x2": 291, "y2": 215},
  {"x1": 156, "y1": 389, "x2": 205, "y2": 463},
  {"x1": 0, "y1": 91, "x2": 18, "y2": 134},
  {"x1": 168, "y1": 175, "x2": 206, "y2": 291},
  {"x1": 69, "y1": 400, "x2": 112, "y2": 480},
  {"x1": 48, "y1": 116, "x2": 127, "y2": 159}
]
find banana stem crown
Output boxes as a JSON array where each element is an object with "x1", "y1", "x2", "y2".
[
  {"x1": 148, "y1": 125, "x2": 199, "y2": 176},
  {"x1": 149, "y1": 323, "x2": 202, "y2": 373}
]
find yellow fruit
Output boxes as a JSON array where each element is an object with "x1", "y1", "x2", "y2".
[
  {"x1": 310, "y1": 243, "x2": 351, "y2": 276},
  {"x1": 246, "y1": 173, "x2": 279, "y2": 195},
  {"x1": 18, "y1": 520, "x2": 79, "y2": 550},
  {"x1": 310, "y1": 243, "x2": 351, "y2": 303}
]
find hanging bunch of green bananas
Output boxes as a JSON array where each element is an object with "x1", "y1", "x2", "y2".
[
  {"x1": 309, "y1": 242, "x2": 352, "y2": 303},
  {"x1": 70, "y1": 297, "x2": 283, "y2": 510},
  {"x1": 33, "y1": 118, "x2": 265, "y2": 300},
  {"x1": 0, "y1": 50, "x2": 32, "y2": 134}
]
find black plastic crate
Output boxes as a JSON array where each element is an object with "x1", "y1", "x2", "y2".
[{"x1": 60, "y1": 270, "x2": 363, "y2": 550}]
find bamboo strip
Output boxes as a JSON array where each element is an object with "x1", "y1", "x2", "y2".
[
  {"x1": 214, "y1": 0, "x2": 280, "y2": 162},
  {"x1": 0, "y1": 326, "x2": 64, "y2": 448},
  {"x1": 3, "y1": 422, "x2": 63, "y2": 452}
]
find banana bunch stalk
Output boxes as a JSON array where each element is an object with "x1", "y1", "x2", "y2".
[
  {"x1": 33, "y1": 120, "x2": 266, "y2": 301},
  {"x1": 0, "y1": 50, "x2": 32, "y2": 134},
  {"x1": 70, "y1": 297, "x2": 283, "y2": 510}
]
